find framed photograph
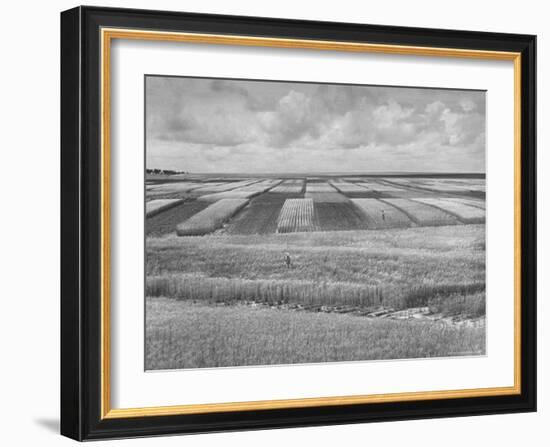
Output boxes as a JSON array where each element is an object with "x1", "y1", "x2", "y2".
[{"x1": 60, "y1": 6, "x2": 536, "y2": 441}]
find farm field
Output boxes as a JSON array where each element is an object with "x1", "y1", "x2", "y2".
[
  {"x1": 144, "y1": 175, "x2": 485, "y2": 236},
  {"x1": 305, "y1": 191, "x2": 348, "y2": 203},
  {"x1": 146, "y1": 297, "x2": 485, "y2": 369},
  {"x1": 412, "y1": 198, "x2": 485, "y2": 223},
  {"x1": 381, "y1": 198, "x2": 460, "y2": 226},
  {"x1": 446, "y1": 197, "x2": 486, "y2": 210},
  {"x1": 145, "y1": 174, "x2": 486, "y2": 369},
  {"x1": 146, "y1": 200, "x2": 210, "y2": 236},
  {"x1": 270, "y1": 179, "x2": 304, "y2": 194},
  {"x1": 330, "y1": 180, "x2": 369, "y2": 193},
  {"x1": 145, "y1": 198, "x2": 184, "y2": 217},
  {"x1": 314, "y1": 202, "x2": 370, "y2": 231},
  {"x1": 146, "y1": 224, "x2": 486, "y2": 369},
  {"x1": 143, "y1": 76, "x2": 489, "y2": 371},
  {"x1": 176, "y1": 198, "x2": 249, "y2": 236},
  {"x1": 277, "y1": 198, "x2": 317, "y2": 233},
  {"x1": 352, "y1": 198, "x2": 412, "y2": 229},
  {"x1": 226, "y1": 195, "x2": 286, "y2": 235}
]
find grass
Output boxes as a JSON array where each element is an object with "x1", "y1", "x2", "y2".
[
  {"x1": 428, "y1": 292, "x2": 485, "y2": 318},
  {"x1": 147, "y1": 273, "x2": 484, "y2": 310},
  {"x1": 145, "y1": 298, "x2": 486, "y2": 370},
  {"x1": 147, "y1": 225, "x2": 485, "y2": 311},
  {"x1": 176, "y1": 198, "x2": 249, "y2": 236}
]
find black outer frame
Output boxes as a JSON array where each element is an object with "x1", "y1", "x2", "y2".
[{"x1": 60, "y1": 5, "x2": 536, "y2": 441}]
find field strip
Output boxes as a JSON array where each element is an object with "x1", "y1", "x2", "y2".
[
  {"x1": 351, "y1": 198, "x2": 413, "y2": 229},
  {"x1": 411, "y1": 198, "x2": 485, "y2": 224},
  {"x1": 357, "y1": 182, "x2": 405, "y2": 192},
  {"x1": 277, "y1": 198, "x2": 317, "y2": 233},
  {"x1": 146, "y1": 201, "x2": 210, "y2": 236},
  {"x1": 176, "y1": 198, "x2": 249, "y2": 236},
  {"x1": 270, "y1": 179, "x2": 304, "y2": 194},
  {"x1": 191, "y1": 179, "x2": 261, "y2": 194},
  {"x1": 446, "y1": 197, "x2": 486, "y2": 210},
  {"x1": 305, "y1": 182, "x2": 337, "y2": 193},
  {"x1": 414, "y1": 181, "x2": 473, "y2": 193},
  {"x1": 146, "y1": 199, "x2": 185, "y2": 217},
  {"x1": 463, "y1": 184, "x2": 486, "y2": 192},
  {"x1": 147, "y1": 274, "x2": 485, "y2": 318},
  {"x1": 225, "y1": 199, "x2": 285, "y2": 235},
  {"x1": 314, "y1": 202, "x2": 370, "y2": 231},
  {"x1": 376, "y1": 179, "x2": 438, "y2": 191},
  {"x1": 329, "y1": 180, "x2": 369, "y2": 193},
  {"x1": 147, "y1": 182, "x2": 203, "y2": 195},
  {"x1": 305, "y1": 192, "x2": 349, "y2": 203},
  {"x1": 197, "y1": 190, "x2": 260, "y2": 202},
  {"x1": 380, "y1": 198, "x2": 459, "y2": 226}
]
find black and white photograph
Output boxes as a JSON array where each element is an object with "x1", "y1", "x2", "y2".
[{"x1": 144, "y1": 76, "x2": 487, "y2": 370}]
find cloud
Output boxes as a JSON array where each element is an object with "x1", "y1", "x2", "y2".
[{"x1": 146, "y1": 76, "x2": 485, "y2": 173}]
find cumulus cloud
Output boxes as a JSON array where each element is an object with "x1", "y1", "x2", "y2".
[{"x1": 146, "y1": 76, "x2": 485, "y2": 173}]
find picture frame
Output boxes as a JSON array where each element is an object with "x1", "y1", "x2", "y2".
[{"x1": 60, "y1": 5, "x2": 536, "y2": 441}]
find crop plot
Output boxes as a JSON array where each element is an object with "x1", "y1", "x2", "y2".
[
  {"x1": 358, "y1": 182, "x2": 406, "y2": 193},
  {"x1": 197, "y1": 190, "x2": 260, "y2": 202},
  {"x1": 305, "y1": 191, "x2": 348, "y2": 203},
  {"x1": 185, "y1": 182, "x2": 226, "y2": 193},
  {"x1": 305, "y1": 182, "x2": 336, "y2": 193},
  {"x1": 381, "y1": 198, "x2": 459, "y2": 226},
  {"x1": 226, "y1": 199, "x2": 284, "y2": 235},
  {"x1": 176, "y1": 198, "x2": 249, "y2": 236},
  {"x1": 410, "y1": 179, "x2": 482, "y2": 193},
  {"x1": 446, "y1": 197, "x2": 486, "y2": 210},
  {"x1": 277, "y1": 198, "x2": 317, "y2": 233},
  {"x1": 191, "y1": 179, "x2": 260, "y2": 194},
  {"x1": 315, "y1": 202, "x2": 370, "y2": 231},
  {"x1": 197, "y1": 179, "x2": 280, "y2": 202},
  {"x1": 330, "y1": 180, "x2": 369, "y2": 194},
  {"x1": 378, "y1": 178, "x2": 414, "y2": 187},
  {"x1": 351, "y1": 199, "x2": 413, "y2": 229},
  {"x1": 462, "y1": 183, "x2": 486, "y2": 192},
  {"x1": 270, "y1": 179, "x2": 304, "y2": 194},
  {"x1": 146, "y1": 200, "x2": 210, "y2": 236},
  {"x1": 412, "y1": 198, "x2": 485, "y2": 224},
  {"x1": 146, "y1": 199, "x2": 185, "y2": 217},
  {"x1": 146, "y1": 182, "x2": 202, "y2": 196}
]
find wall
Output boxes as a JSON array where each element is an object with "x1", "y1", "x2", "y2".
[{"x1": 0, "y1": 0, "x2": 545, "y2": 445}]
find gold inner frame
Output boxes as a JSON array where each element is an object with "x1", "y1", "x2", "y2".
[{"x1": 100, "y1": 27, "x2": 522, "y2": 419}]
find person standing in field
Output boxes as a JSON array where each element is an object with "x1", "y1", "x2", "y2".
[
  {"x1": 381, "y1": 209, "x2": 386, "y2": 222},
  {"x1": 284, "y1": 252, "x2": 292, "y2": 269}
]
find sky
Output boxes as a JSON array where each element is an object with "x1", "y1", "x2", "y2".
[{"x1": 145, "y1": 76, "x2": 486, "y2": 174}]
